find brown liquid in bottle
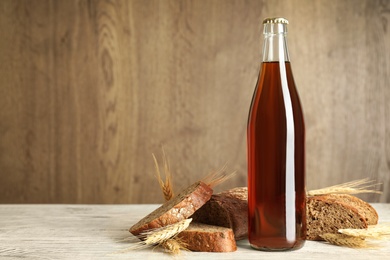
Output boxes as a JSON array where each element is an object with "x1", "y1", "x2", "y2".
[{"x1": 247, "y1": 61, "x2": 306, "y2": 250}]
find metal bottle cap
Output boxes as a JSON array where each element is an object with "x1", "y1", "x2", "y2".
[{"x1": 263, "y1": 17, "x2": 289, "y2": 24}]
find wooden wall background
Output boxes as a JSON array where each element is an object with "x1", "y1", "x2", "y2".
[{"x1": 0, "y1": 0, "x2": 389, "y2": 204}]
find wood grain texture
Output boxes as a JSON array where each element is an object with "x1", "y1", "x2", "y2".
[
  {"x1": 0, "y1": 204, "x2": 389, "y2": 259},
  {"x1": 0, "y1": 0, "x2": 389, "y2": 203}
]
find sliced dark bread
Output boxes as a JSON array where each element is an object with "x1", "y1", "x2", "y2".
[
  {"x1": 306, "y1": 194, "x2": 377, "y2": 240},
  {"x1": 191, "y1": 187, "x2": 379, "y2": 242},
  {"x1": 192, "y1": 187, "x2": 248, "y2": 240},
  {"x1": 323, "y1": 194, "x2": 378, "y2": 225},
  {"x1": 177, "y1": 223, "x2": 237, "y2": 252},
  {"x1": 129, "y1": 181, "x2": 213, "y2": 236}
]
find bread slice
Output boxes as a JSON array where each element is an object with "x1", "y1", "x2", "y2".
[
  {"x1": 129, "y1": 181, "x2": 213, "y2": 236},
  {"x1": 323, "y1": 194, "x2": 378, "y2": 225},
  {"x1": 177, "y1": 223, "x2": 237, "y2": 252},
  {"x1": 306, "y1": 194, "x2": 377, "y2": 240},
  {"x1": 191, "y1": 187, "x2": 248, "y2": 240}
]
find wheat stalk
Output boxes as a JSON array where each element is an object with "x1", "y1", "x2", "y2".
[
  {"x1": 307, "y1": 178, "x2": 382, "y2": 196},
  {"x1": 202, "y1": 164, "x2": 236, "y2": 188},
  {"x1": 320, "y1": 233, "x2": 367, "y2": 248},
  {"x1": 153, "y1": 150, "x2": 174, "y2": 201},
  {"x1": 339, "y1": 224, "x2": 390, "y2": 239}
]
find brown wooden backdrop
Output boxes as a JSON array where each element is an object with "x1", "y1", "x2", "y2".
[{"x1": 0, "y1": 0, "x2": 389, "y2": 204}]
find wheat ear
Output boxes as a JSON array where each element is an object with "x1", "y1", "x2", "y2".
[
  {"x1": 117, "y1": 218, "x2": 192, "y2": 253},
  {"x1": 153, "y1": 150, "x2": 174, "y2": 201},
  {"x1": 307, "y1": 178, "x2": 382, "y2": 196},
  {"x1": 202, "y1": 164, "x2": 236, "y2": 188},
  {"x1": 339, "y1": 224, "x2": 390, "y2": 239},
  {"x1": 320, "y1": 233, "x2": 367, "y2": 248},
  {"x1": 140, "y1": 218, "x2": 192, "y2": 245}
]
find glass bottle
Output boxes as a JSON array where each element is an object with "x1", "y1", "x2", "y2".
[{"x1": 247, "y1": 17, "x2": 306, "y2": 251}]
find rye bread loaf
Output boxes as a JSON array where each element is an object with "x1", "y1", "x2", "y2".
[
  {"x1": 306, "y1": 194, "x2": 378, "y2": 240},
  {"x1": 191, "y1": 187, "x2": 248, "y2": 240},
  {"x1": 177, "y1": 223, "x2": 237, "y2": 252},
  {"x1": 129, "y1": 181, "x2": 213, "y2": 236}
]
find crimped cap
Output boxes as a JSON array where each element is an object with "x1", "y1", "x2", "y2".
[{"x1": 263, "y1": 17, "x2": 289, "y2": 24}]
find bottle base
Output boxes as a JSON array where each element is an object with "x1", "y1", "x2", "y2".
[{"x1": 250, "y1": 241, "x2": 305, "y2": 251}]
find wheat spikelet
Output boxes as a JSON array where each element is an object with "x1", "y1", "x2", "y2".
[
  {"x1": 160, "y1": 237, "x2": 189, "y2": 254},
  {"x1": 320, "y1": 233, "x2": 367, "y2": 248},
  {"x1": 307, "y1": 178, "x2": 382, "y2": 196},
  {"x1": 141, "y1": 218, "x2": 192, "y2": 245},
  {"x1": 153, "y1": 150, "x2": 174, "y2": 201},
  {"x1": 339, "y1": 224, "x2": 390, "y2": 239},
  {"x1": 202, "y1": 164, "x2": 236, "y2": 188}
]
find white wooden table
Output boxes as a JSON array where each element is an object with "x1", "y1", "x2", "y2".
[{"x1": 0, "y1": 204, "x2": 389, "y2": 260}]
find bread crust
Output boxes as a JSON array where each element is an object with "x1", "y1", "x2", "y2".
[
  {"x1": 129, "y1": 181, "x2": 213, "y2": 236},
  {"x1": 177, "y1": 223, "x2": 237, "y2": 252},
  {"x1": 219, "y1": 187, "x2": 248, "y2": 201}
]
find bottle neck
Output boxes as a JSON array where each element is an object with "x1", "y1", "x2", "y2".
[{"x1": 262, "y1": 23, "x2": 290, "y2": 62}]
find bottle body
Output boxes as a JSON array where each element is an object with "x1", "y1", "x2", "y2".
[{"x1": 247, "y1": 18, "x2": 306, "y2": 251}]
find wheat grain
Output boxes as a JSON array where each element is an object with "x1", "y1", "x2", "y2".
[
  {"x1": 160, "y1": 237, "x2": 188, "y2": 254},
  {"x1": 161, "y1": 239, "x2": 181, "y2": 254},
  {"x1": 307, "y1": 178, "x2": 382, "y2": 196},
  {"x1": 320, "y1": 233, "x2": 367, "y2": 248}
]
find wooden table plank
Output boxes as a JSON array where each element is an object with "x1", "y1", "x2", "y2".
[{"x1": 0, "y1": 204, "x2": 389, "y2": 259}]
